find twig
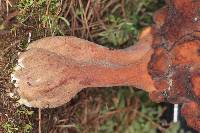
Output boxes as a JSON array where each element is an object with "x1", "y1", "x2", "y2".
[
  {"x1": 0, "y1": 0, "x2": 2, "y2": 11},
  {"x1": 63, "y1": 0, "x2": 73, "y2": 18},
  {"x1": 92, "y1": 1, "x2": 107, "y2": 30},
  {"x1": 38, "y1": 108, "x2": 42, "y2": 133},
  {"x1": 45, "y1": 0, "x2": 51, "y2": 16},
  {"x1": 4, "y1": 0, "x2": 12, "y2": 16},
  {"x1": 4, "y1": 0, "x2": 12, "y2": 6},
  {"x1": 121, "y1": 0, "x2": 128, "y2": 20},
  {"x1": 98, "y1": 107, "x2": 132, "y2": 120}
]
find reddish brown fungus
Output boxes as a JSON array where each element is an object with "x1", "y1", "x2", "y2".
[{"x1": 11, "y1": 0, "x2": 200, "y2": 131}]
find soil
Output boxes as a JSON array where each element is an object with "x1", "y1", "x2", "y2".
[{"x1": 0, "y1": 0, "x2": 197, "y2": 132}]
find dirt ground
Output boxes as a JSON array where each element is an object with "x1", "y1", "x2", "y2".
[{"x1": 0, "y1": 0, "x2": 194, "y2": 133}]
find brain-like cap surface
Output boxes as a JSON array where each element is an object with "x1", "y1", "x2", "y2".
[{"x1": 148, "y1": 0, "x2": 200, "y2": 131}]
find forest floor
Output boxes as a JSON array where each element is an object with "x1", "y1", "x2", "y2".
[{"x1": 0, "y1": 0, "x2": 193, "y2": 133}]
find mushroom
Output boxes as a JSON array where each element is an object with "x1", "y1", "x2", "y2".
[
  {"x1": 13, "y1": 27, "x2": 154, "y2": 108},
  {"x1": 11, "y1": 0, "x2": 200, "y2": 131}
]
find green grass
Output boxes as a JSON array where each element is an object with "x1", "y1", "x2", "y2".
[
  {"x1": 0, "y1": 0, "x2": 191, "y2": 132},
  {"x1": 96, "y1": 0, "x2": 164, "y2": 47},
  {"x1": 1, "y1": 106, "x2": 34, "y2": 133},
  {"x1": 17, "y1": 0, "x2": 69, "y2": 35}
]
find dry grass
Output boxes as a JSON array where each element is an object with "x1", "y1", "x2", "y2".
[{"x1": 0, "y1": 0, "x2": 188, "y2": 133}]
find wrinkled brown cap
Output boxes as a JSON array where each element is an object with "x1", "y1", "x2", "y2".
[{"x1": 148, "y1": 0, "x2": 200, "y2": 131}]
